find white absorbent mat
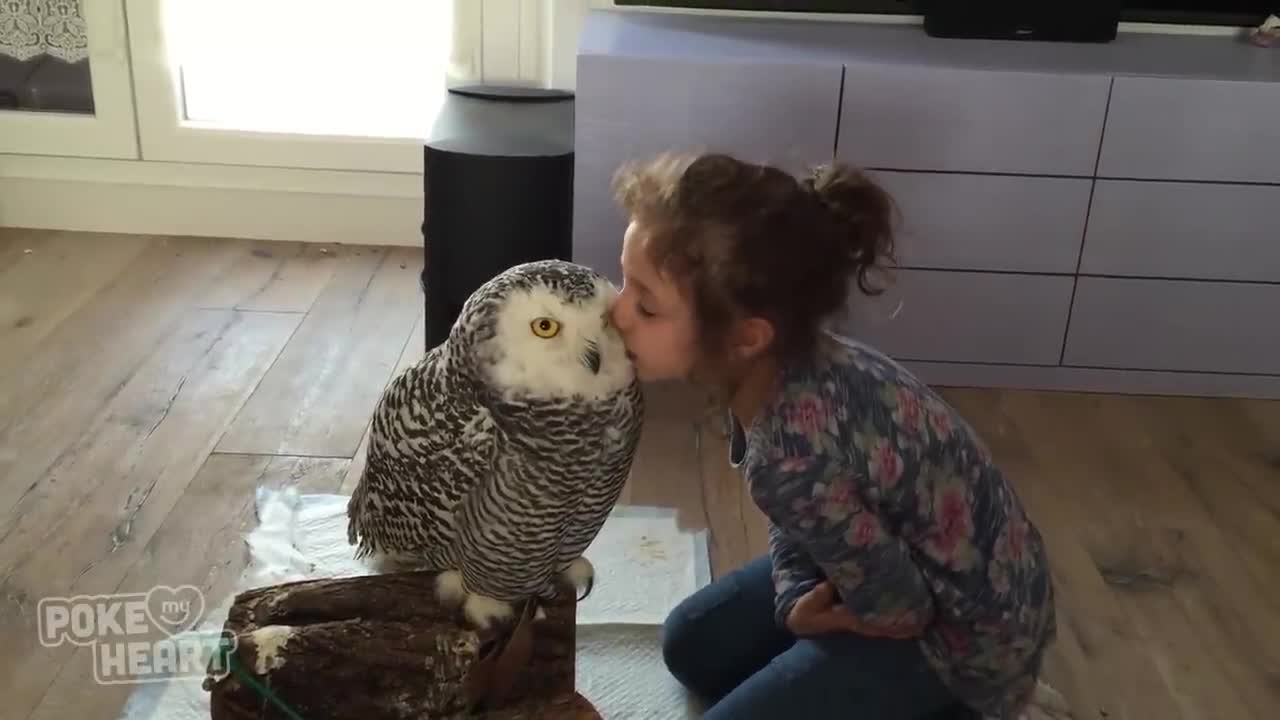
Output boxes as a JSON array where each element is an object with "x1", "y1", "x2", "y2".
[{"x1": 118, "y1": 488, "x2": 710, "y2": 720}]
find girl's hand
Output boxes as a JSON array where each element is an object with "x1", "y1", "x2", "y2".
[
  {"x1": 786, "y1": 581, "x2": 860, "y2": 636},
  {"x1": 786, "y1": 582, "x2": 928, "y2": 639}
]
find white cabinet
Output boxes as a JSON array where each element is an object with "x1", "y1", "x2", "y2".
[
  {"x1": 1065, "y1": 277, "x2": 1280, "y2": 376},
  {"x1": 868, "y1": 171, "x2": 1091, "y2": 274},
  {"x1": 573, "y1": 9, "x2": 1280, "y2": 399},
  {"x1": 841, "y1": 270, "x2": 1075, "y2": 366},
  {"x1": 0, "y1": 0, "x2": 137, "y2": 158},
  {"x1": 1098, "y1": 76, "x2": 1280, "y2": 184},
  {"x1": 839, "y1": 63, "x2": 1110, "y2": 176},
  {"x1": 1081, "y1": 180, "x2": 1280, "y2": 283}
]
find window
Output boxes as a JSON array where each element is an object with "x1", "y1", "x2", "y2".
[
  {"x1": 170, "y1": 0, "x2": 456, "y2": 139},
  {"x1": 0, "y1": 0, "x2": 541, "y2": 167}
]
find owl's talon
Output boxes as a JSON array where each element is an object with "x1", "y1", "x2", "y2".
[{"x1": 563, "y1": 556, "x2": 595, "y2": 602}]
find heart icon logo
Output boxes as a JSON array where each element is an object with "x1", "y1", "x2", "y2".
[{"x1": 145, "y1": 585, "x2": 205, "y2": 637}]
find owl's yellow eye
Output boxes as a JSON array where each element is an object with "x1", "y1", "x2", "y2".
[{"x1": 530, "y1": 317, "x2": 560, "y2": 338}]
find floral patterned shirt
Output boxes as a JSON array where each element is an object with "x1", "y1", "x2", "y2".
[{"x1": 728, "y1": 331, "x2": 1056, "y2": 719}]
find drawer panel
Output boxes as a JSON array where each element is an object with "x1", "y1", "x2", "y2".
[
  {"x1": 1081, "y1": 180, "x2": 1280, "y2": 282},
  {"x1": 838, "y1": 63, "x2": 1110, "y2": 175},
  {"x1": 1098, "y1": 77, "x2": 1280, "y2": 184},
  {"x1": 1064, "y1": 277, "x2": 1280, "y2": 375},
  {"x1": 841, "y1": 270, "x2": 1074, "y2": 365},
  {"x1": 573, "y1": 55, "x2": 843, "y2": 285},
  {"x1": 872, "y1": 171, "x2": 1091, "y2": 273}
]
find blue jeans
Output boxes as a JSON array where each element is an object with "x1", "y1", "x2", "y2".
[{"x1": 661, "y1": 556, "x2": 977, "y2": 719}]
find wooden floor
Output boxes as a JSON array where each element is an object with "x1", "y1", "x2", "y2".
[{"x1": 0, "y1": 229, "x2": 1277, "y2": 720}]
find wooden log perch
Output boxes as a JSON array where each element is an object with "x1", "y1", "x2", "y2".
[{"x1": 204, "y1": 570, "x2": 600, "y2": 719}]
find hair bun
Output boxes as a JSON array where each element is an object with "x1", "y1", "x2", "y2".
[{"x1": 804, "y1": 163, "x2": 897, "y2": 295}]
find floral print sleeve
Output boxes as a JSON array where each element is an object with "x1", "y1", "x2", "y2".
[
  {"x1": 730, "y1": 404, "x2": 825, "y2": 627},
  {"x1": 766, "y1": 522, "x2": 822, "y2": 627},
  {"x1": 755, "y1": 453, "x2": 937, "y2": 635},
  {"x1": 738, "y1": 333, "x2": 1057, "y2": 720}
]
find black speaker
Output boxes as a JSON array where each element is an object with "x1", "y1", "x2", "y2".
[
  {"x1": 421, "y1": 85, "x2": 575, "y2": 351},
  {"x1": 921, "y1": 1, "x2": 1122, "y2": 43}
]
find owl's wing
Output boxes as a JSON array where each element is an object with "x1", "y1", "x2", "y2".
[{"x1": 348, "y1": 351, "x2": 494, "y2": 564}]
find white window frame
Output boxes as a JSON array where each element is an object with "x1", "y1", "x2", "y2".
[{"x1": 0, "y1": 0, "x2": 139, "y2": 158}]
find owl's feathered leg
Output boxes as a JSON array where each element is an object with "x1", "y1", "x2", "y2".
[
  {"x1": 436, "y1": 569, "x2": 467, "y2": 606},
  {"x1": 464, "y1": 594, "x2": 515, "y2": 629},
  {"x1": 436, "y1": 570, "x2": 515, "y2": 630},
  {"x1": 369, "y1": 549, "x2": 427, "y2": 574}
]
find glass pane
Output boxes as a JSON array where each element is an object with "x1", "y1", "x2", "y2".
[
  {"x1": 0, "y1": 0, "x2": 94, "y2": 114},
  {"x1": 168, "y1": 0, "x2": 454, "y2": 138}
]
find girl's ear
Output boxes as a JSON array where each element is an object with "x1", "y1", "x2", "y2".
[{"x1": 730, "y1": 316, "x2": 775, "y2": 361}]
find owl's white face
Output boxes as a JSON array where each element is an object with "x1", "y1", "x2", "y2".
[{"x1": 482, "y1": 277, "x2": 635, "y2": 401}]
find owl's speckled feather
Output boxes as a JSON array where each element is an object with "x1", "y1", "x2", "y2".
[{"x1": 346, "y1": 260, "x2": 644, "y2": 627}]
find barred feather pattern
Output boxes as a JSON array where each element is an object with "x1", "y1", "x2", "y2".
[
  {"x1": 346, "y1": 259, "x2": 644, "y2": 603},
  {"x1": 346, "y1": 341, "x2": 493, "y2": 571}
]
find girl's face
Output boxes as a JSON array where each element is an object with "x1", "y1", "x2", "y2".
[{"x1": 609, "y1": 220, "x2": 702, "y2": 383}]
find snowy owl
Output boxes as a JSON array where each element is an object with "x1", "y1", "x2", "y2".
[{"x1": 347, "y1": 259, "x2": 644, "y2": 629}]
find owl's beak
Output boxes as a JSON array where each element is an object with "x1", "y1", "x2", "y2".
[{"x1": 583, "y1": 342, "x2": 602, "y2": 375}]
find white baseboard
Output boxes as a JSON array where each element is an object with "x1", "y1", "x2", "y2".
[{"x1": 0, "y1": 155, "x2": 423, "y2": 246}]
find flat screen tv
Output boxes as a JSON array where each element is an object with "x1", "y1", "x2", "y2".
[{"x1": 613, "y1": 1, "x2": 1277, "y2": 27}]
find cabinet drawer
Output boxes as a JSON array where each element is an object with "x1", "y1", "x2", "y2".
[
  {"x1": 1064, "y1": 277, "x2": 1280, "y2": 375},
  {"x1": 573, "y1": 55, "x2": 843, "y2": 285},
  {"x1": 1081, "y1": 180, "x2": 1280, "y2": 282},
  {"x1": 872, "y1": 171, "x2": 1091, "y2": 273},
  {"x1": 1098, "y1": 77, "x2": 1280, "y2": 184},
  {"x1": 841, "y1": 270, "x2": 1074, "y2": 365},
  {"x1": 838, "y1": 64, "x2": 1109, "y2": 176}
]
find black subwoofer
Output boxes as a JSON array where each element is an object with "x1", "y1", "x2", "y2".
[
  {"x1": 422, "y1": 85, "x2": 575, "y2": 351},
  {"x1": 922, "y1": 1, "x2": 1122, "y2": 43}
]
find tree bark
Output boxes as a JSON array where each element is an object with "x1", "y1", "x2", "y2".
[{"x1": 205, "y1": 570, "x2": 598, "y2": 719}]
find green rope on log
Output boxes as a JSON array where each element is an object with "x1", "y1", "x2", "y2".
[{"x1": 212, "y1": 633, "x2": 307, "y2": 720}]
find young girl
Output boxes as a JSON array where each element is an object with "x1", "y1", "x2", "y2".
[{"x1": 606, "y1": 152, "x2": 1056, "y2": 720}]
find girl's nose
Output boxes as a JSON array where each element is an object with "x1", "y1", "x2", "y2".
[{"x1": 607, "y1": 298, "x2": 626, "y2": 331}]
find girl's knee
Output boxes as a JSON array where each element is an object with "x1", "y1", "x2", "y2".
[
  {"x1": 660, "y1": 557, "x2": 783, "y2": 697},
  {"x1": 660, "y1": 601, "x2": 704, "y2": 683}
]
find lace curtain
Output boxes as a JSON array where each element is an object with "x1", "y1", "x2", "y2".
[{"x1": 0, "y1": 0, "x2": 89, "y2": 63}]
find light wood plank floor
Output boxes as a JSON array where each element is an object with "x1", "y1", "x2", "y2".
[{"x1": 1, "y1": 229, "x2": 1277, "y2": 720}]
